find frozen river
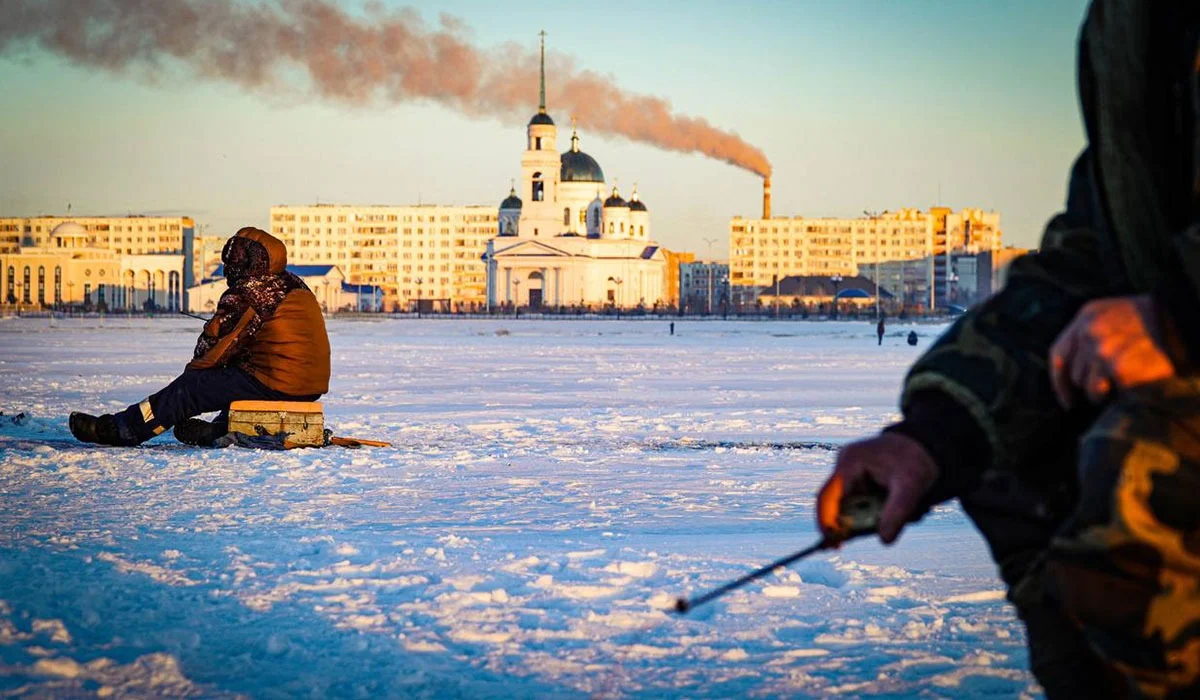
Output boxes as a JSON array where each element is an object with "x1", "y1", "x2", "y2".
[{"x1": 0, "y1": 317, "x2": 1035, "y2": 697}]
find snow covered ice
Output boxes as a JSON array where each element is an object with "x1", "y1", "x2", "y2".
[{"x1": 0, "y1": 317, "x2": 1037, "y2": 697}]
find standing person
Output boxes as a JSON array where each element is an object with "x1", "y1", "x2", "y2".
[
  {"x1": 69, "y1": 227, "x2": 331, "y2": 447},
  {"x1": 876, "y1": 316, "x2": 885, "y2": 346},
  {"x1": 817, "y1": 3, "x2": 1200, "y2": 696}
]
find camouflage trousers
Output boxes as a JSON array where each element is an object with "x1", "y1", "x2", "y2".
[{"x1": 962, "y1": 378, "x2": 1200, "y2": 699}]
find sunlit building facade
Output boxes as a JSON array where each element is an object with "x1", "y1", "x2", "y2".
[
  {"x1": 0, "y1": 216, "x2": 193, "y2": 310},
  {"x1": 729, "y1": 207, "x2": 1001, "y2": 310},
  {"x1": 269, "y1": 204, "x2": 497, "y2": 310},
  {"x1": 662, "y1": 249, "x2": 695, "y2": 308}
]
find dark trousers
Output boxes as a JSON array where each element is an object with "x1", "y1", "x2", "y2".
[
  {"x1": 115, "y1": 367, "x2": 321, "y2": 445},
  {"x1": 961, "y1": 468, "x2": 1119, "y2": 699}
]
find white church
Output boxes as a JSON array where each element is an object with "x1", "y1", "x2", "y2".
[{"x1": 485, "y1": 40, "x2": 667, "y2": 310}]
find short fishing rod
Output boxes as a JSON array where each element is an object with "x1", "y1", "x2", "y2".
[{"x1": 673, "y1": 490, "x2": 884, "y2": 614}]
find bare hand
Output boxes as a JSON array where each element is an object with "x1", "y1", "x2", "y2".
[
  {"x1": 1048, "y1": 295, "x2": 1175, "y2": 408},
  {"x1": 817, "y1": 432, "x2": 939, "y2": 544}
]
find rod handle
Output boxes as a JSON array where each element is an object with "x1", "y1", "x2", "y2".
[{"x1": 835, "y1": 490, "x2": 883, "y2": 540}]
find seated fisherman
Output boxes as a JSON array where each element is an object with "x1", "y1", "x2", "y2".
[{"x1": 70, "y1": 227, "x2": 331, "y2": 447}]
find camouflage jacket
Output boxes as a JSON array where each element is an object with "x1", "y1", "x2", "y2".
[{"x1": 893, "y1": 1, "x2": 1200, "y2": 498}]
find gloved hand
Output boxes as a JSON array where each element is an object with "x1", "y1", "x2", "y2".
[{"x1": 816, "y1": 432, "x2": 939, "y2": 544}]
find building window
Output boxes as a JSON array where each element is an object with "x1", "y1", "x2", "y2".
[
  {"x1": 535, "y1": 136, "x2": 542, "y2": 150},
  {"x1": 563, "y1": 208, "x2": 570, "y2": 226},
  {"x1": 5, "y1": 266, "x2": 13, "y2": 303},
  {"x1": 84, "y1": 283, "x2": 92, "y2": 304},
  {"x1": 54, "y1": 267, "x2": 62, "y2": 303},
  {"x1": 37, "y1": 266, "x2": 45, "y2": 305},
  {"x1": 579, "y1": 210, "x2": 587, "y2": 225},
  {"x1": 592, "y1": 209, "x2": 600, "y2": 229},
  {"x1": 532, "y1": 172, "x2": 544, "y2": 202},
  {"x1": 22, "y1": 266, "x2": 31, "y2": 303}
]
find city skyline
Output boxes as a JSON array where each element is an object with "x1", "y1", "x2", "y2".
[{"x1": 0, "y1": 0, "x2": 1090, "y2": 257}]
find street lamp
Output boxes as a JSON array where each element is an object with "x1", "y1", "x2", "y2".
[
  {"x1": 415, "y1": 277, "x2": 423, "y2": 318},
  {"x1": 864, "y1": 210, "x2": 882, "y2": 320},
  {"x1": 724, "y1": 271, "x2": 731, "y2": 320},
  {"x1": 773, "y1": 273, "x2": 780, "y2": 318},
  {"x1": 513, "y1": 278, "x2": 521, "y2": 318},
  {"x1": 484, "y1": 252, "x2": 491, "y2": 316},
  {"x1": 948, "y1": 271, "x2": 960, "y2": 312},
  {"x1": 830, "y1": 273, "x2": 843, "y2": 320},
  {"x1": 702, "y1": 237, "x2": 718, "y2": 315},
  {"x1": 608, "y1": 276, "x2": 624, "y2": 319}
]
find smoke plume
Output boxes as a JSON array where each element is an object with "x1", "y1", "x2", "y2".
[{"x1": 0, "y1": 0, "x2": 772, "y2": 177}]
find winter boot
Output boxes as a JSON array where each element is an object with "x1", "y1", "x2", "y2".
[
  {"x1": 69, "y1": 412, "x2": 126, "y2": 446},
  {"x1": 173, "y1": 418, "x2": 227, "y2": 447}
]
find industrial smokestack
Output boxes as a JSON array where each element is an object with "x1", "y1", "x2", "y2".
[
  {"x1": 762, "y1": 177, "x2": 772, "y2": 219},
  {"x1": 0, "y1": 0, "x2": 773, "y2": 177}
]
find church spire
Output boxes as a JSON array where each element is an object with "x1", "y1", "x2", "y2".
[
  {"x1": 538, "y1": 30, "x2": 547, "y2": 114},
  {"x1": 570, "y1": 115, "x2": 579, "y2": 152}
]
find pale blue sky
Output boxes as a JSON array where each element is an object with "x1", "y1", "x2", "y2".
[{"x1": 0, "y1": 0, "x2": 1090, "y2": 255}]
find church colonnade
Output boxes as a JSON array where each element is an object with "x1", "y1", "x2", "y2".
[
  {"x1": 490, "y1": 259, "x2": 662, "y2": 308},
  {"x1": 499, "y1": 265, "x2": 560, "y2": 307},
  {"x1": 0, "y1": 260, "x2": 183, "y2": 310}
]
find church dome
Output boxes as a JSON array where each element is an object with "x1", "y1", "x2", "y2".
[
  {"x1": 528, "y1": 112, "x2": 555, "y2": 127},
  {"x1": 629, "y1": 185, "x2": 647, "y2": 212},
  {"x1": 500, "y1": 186, "x2": 522, "y2": 210},
  {"x1": 51, "y1": 221, "x2": 88, "y2": 238},
  {"x1": 604, "y1": 185, "x2": 628, "y2": 208},
  {"x1": 561, "y1": 150, "x2": 604, "y2": 183},
  {"x1": 561, "y1": 126, "x2": 604, "y2": 183}
]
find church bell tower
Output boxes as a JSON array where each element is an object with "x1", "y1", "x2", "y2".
[{"x1": 518, "y1": 31, "x2": 561, "y2": 237}]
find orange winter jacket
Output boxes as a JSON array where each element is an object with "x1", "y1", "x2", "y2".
[{"x1": 188, "y1": 227, "x2": 330, "y2": 396}]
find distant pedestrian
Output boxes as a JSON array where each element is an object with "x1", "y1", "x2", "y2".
[
  {"x1": 670, "y1": 322, "x2": 675, "y2": 336},
  {"x1": 876, "y1": 318, "x2": 885, "y2": 346},
  {"x1": 907, "y1": 330, "x2": 918, "y2": 346}
]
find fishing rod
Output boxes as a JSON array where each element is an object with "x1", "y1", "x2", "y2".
[
  {"x1": 673, "y1": 490, "x2": 884, "y2": 614},
  {"x1": 178, "y1": 310, "x2": 211, "y2": 322}
]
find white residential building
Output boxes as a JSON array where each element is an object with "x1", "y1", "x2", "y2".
[
  {"x1": 729, "y1": 207, "x2": 1001, "y2": 310},
  {"x1": 269, "y1": 204, "x2": 497, "y2": 310},
  {"x1": 680, "y1": 262, "x2": 730, "y2": 313},
  {"x1": 188, "y1": 264, "x2": 360, "y2": 313}
]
